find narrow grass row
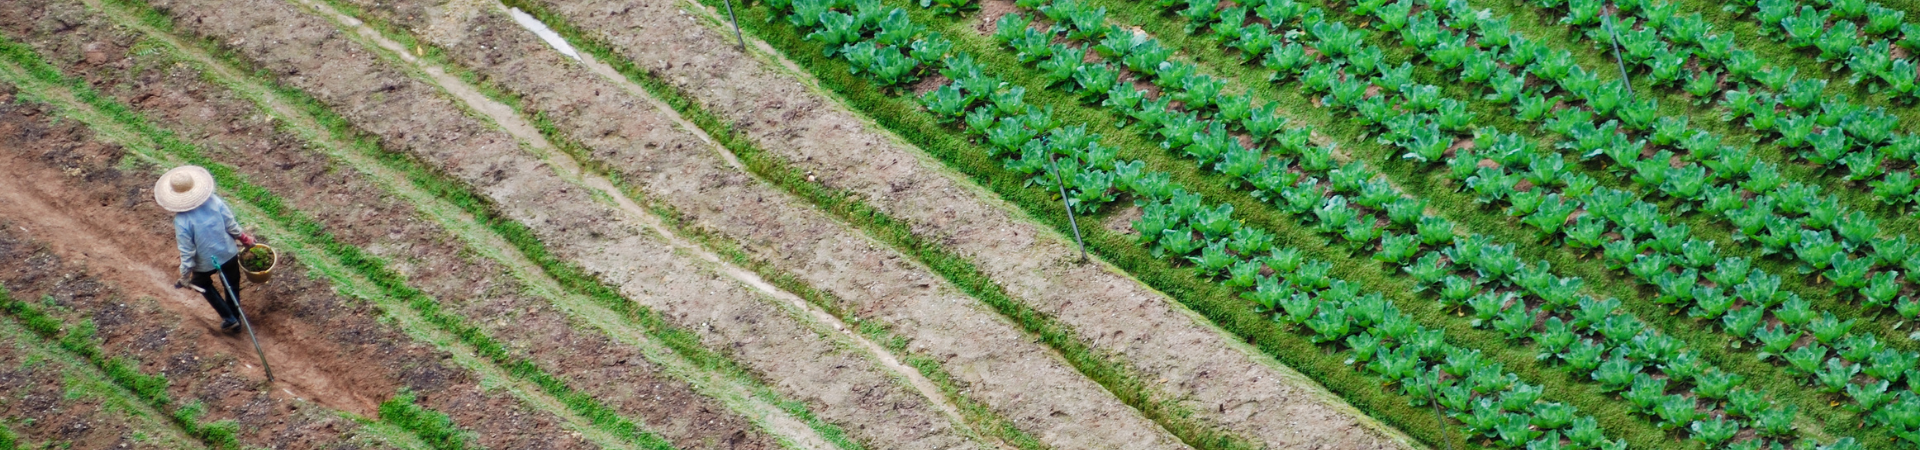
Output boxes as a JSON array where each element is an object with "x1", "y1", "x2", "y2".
[
  {"x1": 0, "y1": 30, "x2": 683, "y2": 450},
  {"x1": 290, "y1": 0, "x2": 1062, "y2": 446},
  {"x1": 97, "y1": 0, "x2": 884, "y2": 447},
  {"x1": 0, "y1": 288, "x2": 239, "y2": 449},
  {"x1": 403, "y1": 0, "x2": 1289, "y2": 447},
  {"x1": 379, "y1": 390, "x2": 479, "y2": 450},
  {"x1": 698, "y1": 0, "x2": 1725, "y2": 448},
  {"x1": 730, "y1": 0, "x2": 1691, "y2": 448},
  {"x1": 107, "y1": 0, "x2": 884, "y2": 446}
]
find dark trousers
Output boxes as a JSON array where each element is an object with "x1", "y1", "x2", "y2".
[{"x1": 192, "y1": 256, "x2": 242, "y2": 322}]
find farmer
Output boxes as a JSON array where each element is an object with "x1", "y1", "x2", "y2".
[{"x1": 155, "y1": 165, "x2": 255, "y2": 334}]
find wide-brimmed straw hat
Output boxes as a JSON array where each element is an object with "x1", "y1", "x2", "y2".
[{"x1": 154, "y1": 165, "x2": 215, "y2": 212}]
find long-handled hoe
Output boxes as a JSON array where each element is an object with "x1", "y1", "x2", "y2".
[{"x1": 181, "y1": 272, "x2": 275, "y2": 382}]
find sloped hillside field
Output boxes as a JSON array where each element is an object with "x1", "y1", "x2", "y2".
[{"x1": 0, "y1": 0, "x2": 1915, "y2": 447}]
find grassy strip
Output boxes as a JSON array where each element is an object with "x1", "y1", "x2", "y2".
[
  {"x1": 495, "y1": 1, "x2": 1275, "y2": 448},
  {"x1": 0, "y1": 31, "x2": 682, "y2": 450},
  {"x1": 635, "y1": 1, "x2": 1518, "y2": 449},
  {"x1": 909, "y1": 2, "x2": 1714, "y2": 448},
  {"x1": 95, "y1": 0, "x2": 861, "y2": 445},
  {"x1": 1064, "y1": 0, "x2": 1889, "y2": 441},
  {"x1": 0, "y1": 288, "x2": 240, "y2": 449},
  {"x1": 219, "y1": 0, "x2": 881, "y2": 446},
  {"x1": 0, "y1": 420, "x2": 14, "y2": 450},
  {"x1": 380, "y1": 390, "x2": 478, "y2": 450},
  {"x1": 636, "y1": 175, "x2": 1049, "y2": 450},
  {"x1": 0, "y1": 302, "x2": 211, "y2": 450}
]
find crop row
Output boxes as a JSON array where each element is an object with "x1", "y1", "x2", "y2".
[
  {"x1": 963, "y1": 0, "x2": 1888, "y2": 447},
  {"x1": 1535, "y1": 0, "x2": 1920, "y2": 200},
  {"x1": 1129, "y1": 0, "x2": 1920, "y2": 401},
  {"x1": 1312, "y1": 0, "x2": 1920, "y2": 440},
  {"x1": 769, "y1": 0, "x2": 1680, "y2": 448},
  {"x1": 1519, "y1": 0, "x2": 1920, "y2": 210},
  {"x1": 1318, "y1": 0, "x2": 1920, "y2": 329},
  {"x1": 1506, "y1": 0, "x2": 1920, "y2": 310},
  {"x1": 0, "y1": 32, "x2": 687, "y2": 450},
  {"x1": 1732, "y1": 0, "x2": 1920, "y2": 103},
  {"x1": 1536, "y1": 0, "x2": 1920, "y2": 218},
  {"x1": 1111, "y1": 0, "x2": 1920, "y2": 340},
  {"x1": 1098, "y1": 0, "x2": 1920, "y2": 444}
]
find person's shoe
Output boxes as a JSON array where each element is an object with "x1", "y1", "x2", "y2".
[{"x1": 219, "y1": 318, "x2": 241, "y2": 334}]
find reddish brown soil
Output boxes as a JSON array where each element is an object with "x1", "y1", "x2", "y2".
[
  {"x1": 345, "y1": 1, "x2": 1193, "y2": 448},
  {"x1": 1, "y1": 1, "x2": 788, "y2": 448},
  {"x1": 0, "y1": 6, "x2": 734, "y2": 450},
  {"x1": 114, "y1": 0, "x2": 1083, "y2": 447},
  {"x1": 0, "y1": 327, "x2": 184, "y2": 449},
  {"x1": 517, "y1": 0, "x2": 1418, "y2": 447},
  {"x1": 0, "y1": 88, "x2": 485, "y2": 450},
  {"x1": 976, "y1": 0, "x2": 1019, "y2": 34}
]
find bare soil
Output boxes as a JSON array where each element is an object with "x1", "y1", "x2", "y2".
[
  {"x1": 1, "y1": 1, "x2": 793, "y2": 448},
  {"x1": 0, "y1": 322, "x2": 191, "y2": 449},
  {"x1": 343, "y1": 1, "x2": 1198, "y2": 448},
  {"x1": 515, "y1": 0, "x2": 1419, "y2": 447},
  {"x1": 117, "y1": 0, "x2": 1006, "y2": 447},
  {"x1": 0, "y1": 84, "x2": 577, "y2": 450},
  {"x1": 0, "y1": 2, "x2": 770, "y2": 448}
]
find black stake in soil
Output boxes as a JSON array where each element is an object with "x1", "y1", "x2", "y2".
[
  {"x1": 1602, "y1": 13, "x2": 1633, "y2": 95},
  {"x1": 1046, "y1": 155, "x2": 1089, "y2": 263},
  {"x1": 722, "y1": 0, "x2": 746, "y2": 50},
  {"x1": 217, "y1": 270, "x2": 274, "y2": 382},
  {"x1": 1430, "y1": 383, "x2": 1454, "y2": 450}
]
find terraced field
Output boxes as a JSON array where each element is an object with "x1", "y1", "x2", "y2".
[{"x1": 0, "y1": 0, "x2": 1916, "y2": 447}]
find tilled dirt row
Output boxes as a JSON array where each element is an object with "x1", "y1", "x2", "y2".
[
  {"x1": 492, "y1": 0, "x2": 1418, "y2": 448},
  {"x1": 118, "y1": 0, "x2": 998, "y2": 448},
  {"x1": 0, "y1": 1, "x2": 792, "y2": 449},
  {"x1": 0, "y1": 303, "x2": 202, "y2": 450},
  {"x1": 322, "y1": 0, "x2": 1195, "y2": 448},
  {"x1": 0, "y1": 85, "x2": 576, "y2": 450}
]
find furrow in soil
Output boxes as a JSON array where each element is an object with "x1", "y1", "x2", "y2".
[
  {"x1": 315, "y1": 0, "x2": 1204, "y2": 448},
  {"x1": 0, "y1": 302, "x2": 206, "y2": 450},
  {"x1": 128, "y1": 0, "x2": 1010, "y2": 447},
  {"x1": 0, "y1": 81, "x2": 593, "y2": 450},
  {"x1": 0, "y1": 1, "x2": 807, "y2": 448},
  {"x1": 71, "y1": 0, "x2": 858, "y2": 446},
  {"x1": 506, "y1": 0, "x2": 1424, "y2": 448}
]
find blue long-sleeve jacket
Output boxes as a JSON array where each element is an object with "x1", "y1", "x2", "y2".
[{"x1": 173, "y1": 194, "x2": 243, "y2": 276}]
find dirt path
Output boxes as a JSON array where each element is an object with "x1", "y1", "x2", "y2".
[
  {"x1": 119, "y1": 0, "x2": 1011, "y2": 447},
  {"x1": 0, "y1": 83, "x2": 588, "y2": 449},
  {"x1": 0, "y1": 147, "x2": 389, "y2": 418},
  {"x1": 502, "y1": 0, "x2": 1422, "y2": 448},
  {"x1": 0, "y1": 1, "x2": 814, "y2": 448},
  {"x1": 325, "y1": 0, "x2": 1204, "y2": 448},
  {"x1": 70, "y1": 0, "x2": 851, "y2": 446}
]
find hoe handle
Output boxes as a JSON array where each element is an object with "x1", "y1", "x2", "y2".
[{"x1": 216, "y1": 271, "x2": 274, "y2": 382}]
